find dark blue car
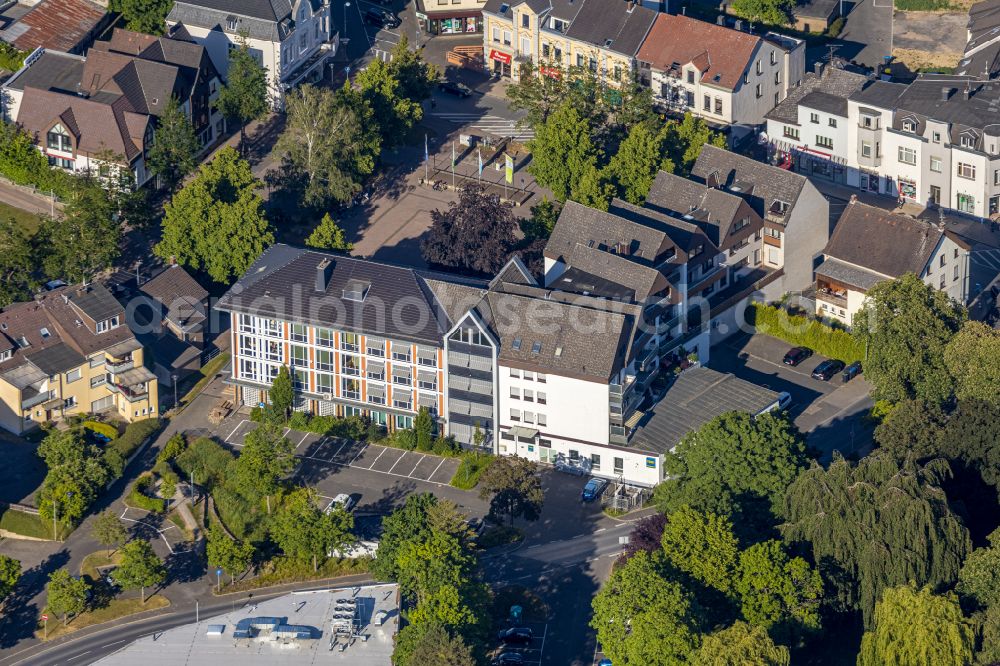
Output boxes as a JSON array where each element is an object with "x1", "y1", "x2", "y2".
[{"x1": 582, "y1": 478, "x2": 608, "y2": 502}]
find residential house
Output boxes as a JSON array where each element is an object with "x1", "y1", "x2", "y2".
[
  {"x1": 415, "y1": 0, "x2": 484, "y2": 36},
  {"x1": 0, "y1": 0, "x2": 110, "y2": 55},
  {"x1": 636, "y1": 14, "x2": 804, "y2": 139},
  {"x1": 765, "y1": 62, "x2": 870, "y2": 185},
  {"x1": 814, "y1": 200, "x2": 972, "y2": 324},
  {"x1": 481, "y1": 0, "x2": 656, "y2": 85},
  {"x1": 166, "y1": 0, "x2": 336, "y2": 108},
  {"x1": 790, "y1": 0, "x2": 842, "y2": 33},
  {"x1": 0, "y1": 283, "x2": 159, "y2": 435},
  {"x1": 1, "y1": 30, "x2": 225, "y2": 185}
]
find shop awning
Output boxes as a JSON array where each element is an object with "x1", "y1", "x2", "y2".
[{"x1": 508, "y1": 426, "x2": 538, "y2": 440}]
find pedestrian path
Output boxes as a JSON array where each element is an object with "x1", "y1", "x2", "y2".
[{"x1": 429, "y1": 112, "x2": 535, "y2": 140}]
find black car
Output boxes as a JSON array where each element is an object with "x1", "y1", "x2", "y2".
[
  {"x1": 495, "y1": 653, "x2": 525, "y2": 665},
  {"x1": 498, "y1": 627, "x2": 533, "y2": 644},
  {"x1": 842, "y1": 360, "x2": 862, "y2": 382},
  {"x1": 782, "y1": 346, "x2": 813, "y2": 366},
  {"x1": 364, "y1": 7, "x2": 400, "y2": 28},
  {"x1": 439, "y1": 80, "x2": 473, "y2": 97},
  {"x1": 811, "y1": 359, "x2": 846, "y2": 381}
]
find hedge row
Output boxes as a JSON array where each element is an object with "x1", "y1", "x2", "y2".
[
  {"x1": 107, "y1": 418, "x2": 161, "y2": 461},
  {"x1": 0, "y1": 120, "x2": 78, "y2": 199},
  {"x1": 82, "y1": 420, "x2": 119, "y2": 440},
  {"x1": 129, "y1": 475, "x2": 166, "y2": 513},
  {"x1": 747, "y1": 303, "x2": 865, "y2": 364}
]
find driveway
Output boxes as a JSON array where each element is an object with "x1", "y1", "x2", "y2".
[
  {"x1": 838, "y1": 0, "x2": 894, "y2": 67},
  {"x1": 708, "y1": 333, "x2": 874, "y2": 460}
]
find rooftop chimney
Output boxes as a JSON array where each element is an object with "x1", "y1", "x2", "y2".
[
  {"x1": 941, "y1": 86, "x2": 952, "y2": 101},
  {"x1": 315, "y1": 258, "x2": 334, "y2": 293},
  {"x1": 814, "y1": 61, "x2": 824, "y2": 77},
  {"x1": 717, "y1": 14, "x2": 725, "y2": 24},
  {"x1": 963, "y1": 86, "x2": 971, "y2": 100},
  {"x1": 849, "y1": 194, "x2": 858, "y2": 204},
  {"x1": 734, "y1": 18, "x2": 743, "y2": 31}
]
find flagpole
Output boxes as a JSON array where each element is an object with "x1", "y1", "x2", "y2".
[
  {"x1": 451, "y1": 141, "x2": 455, "y2": 190},
  {"x1": 424, "y1": 134, "x2": 428, "y2": 183}
]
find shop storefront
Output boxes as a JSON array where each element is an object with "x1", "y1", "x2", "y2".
[
  {"x1": 488, "y1": 48, "x2": 512, "y2": 77},
  {"x1": 416, "y1": 9, "x2": 483, "y2": 35}
]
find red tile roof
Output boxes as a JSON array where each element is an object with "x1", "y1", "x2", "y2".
[
  {"x1": 2, "y1": 0, "x2": 107, "y2": 53},
  {"x1": 637, "y1": 14, "x2": 761, "y2": 91}
]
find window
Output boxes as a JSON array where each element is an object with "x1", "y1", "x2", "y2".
[
  {"x1": 524, "y1": 371, "x2": 534, "y2": 381},
  {"x1": 227, "y1": 16, "x2": 237, "y2": 30},
  {"x1": 957, "y1": 193, "x2": 975, "y2": 213},
  {"x1": 940, "y1": 254, "x2": 946, "y2": 267},
  {"x1": 829, "y1": 118, "x2": 837, "y2": 128},
  {"x1": 961, "y1": 134, "x2": 976, "y2": 148},
  {"x1": 861, "y1": 115, "x2": 876, "y2": 129},
  {"x1": 994, "y1": 169, "x2": 1000, "y2": 186},
  {"x1": 763, "y1": 227, "x2": 782, "y2": 239},
  {"x1": 770, "y1": 50, "x2": 776, "y2": 65},
  {"x1": 90, "y1": 375, "x2": 106, "y2": 388},
  {"x1": 591, "y1": 453, "x2": 601, "y2": 471},
  {"x1": 957, "y1": 162, "x2": 976, "y2": 180},
  {"x1": 510, "y1": 387, "x2": 520, "y2": 399},
  {"x1": 341, "y1": 354, "x2": 360, "y2": 376},
  {"x1": 510, "y1": 408, "x2": 520, "y2": 421},
  {"x1": 940, "y1": 274, "x2": 946, "y2": 289},
  {"x1": 755, "y1": 83, "x2": 762, "y2": 99},
  {"x1": 898, "y1": 147, "x2": 917, "y2": 165},
  {"x1": 902, "y1": 119, "x2": 916, "y2": 132},
  {"x1": 809, "y1": 112, "x2": 819, "y2": 124},
  {"x1": 523, "y1": 389, "x2": 534, "y2": 402},
  {"x1": 523, "y1": 411, "x2": 534, "y2": 424},
  {"x1": 703, "y1": 94, "x2": 711, "y2": 112},
  {"x1": 366, "y1": 339, "x2": 385, "y2": 357},
  {"x1": 733, "y1": 217, "x2": 750, "y2": 233},
  {"x1": 743, "y1": 72, "x2": 748, "y2": 84},
  {"x1": 48, "y1": 156, "x2": 73, "y2": 169},
  {"x1": 290, "y1": 323, "x2": 307, "y2": 342},
  {"x1": 541, "y1": 43, "x2": 549, "y2": 58},
  {"x1": 774, "y1": 71, "x2": 780, "y2": 85},
  {"x1": 537, "y1": 413, "x2": 546, "y2": 427},
  {"x1": 492, "y1": 26, "x2": 499, "y2": 42},
  {"x1": 861, "y1": 141, "x2": 872, "y2": 158},
  {"x1": 816, "y1": 136, "x2": 833, "y2": 150},
  {"x1": 588, "y1": 57, "x2": 597, "y2": 73},
  {"x1": 614, "y1": 457, "x2": 624, "y2": 474},
  {"x1": 576, "y1": 53, "x2": 583, "y2": 67},
  {"x1": 756, "y1": 60, "x2": 762, "y2": 75},
  {"x1": 613, "y1": 64, "x2": 622, "y2": 81},
  {"x1": 954, "y1": 264, "x2": 960, "y2": 280},
  {"x1": 290, "y1": 345, "x2": 308, "y2": 366},
  {"x1": 932, "y1": 131, "x2": 941, "y2": 143},
  {"x1": 537, "y1": 391, "x2": 547, "y2": 404},
  {"x1": 569, "y1": 449, "x2": 579, "y2": 460},
  {"x1": 521, "y1": 13, "x2": 529, "y2": 27},
  {"x1": 536, "y1": 373, "x2": 545, "y2": 383},
  {"x1": 502, "y1": 30, "x2": 511, "y2": 45},
  {"x1": 66, "y1": 368, "x2": 82, "y2": 383},
  {"x1": 95, "y1": 316, "x2": 120, "y2": 334},
  {"x1": 46, "y1": 125, "x2": 72, "y2": 152},
  {"x1": 714, "y1": 98, "x2": 722, "y2": 115},
  {"x1": 392, "y1": 347, "x2": 411, "y2": 363},
  {"x1": 783, "y1": 126, "x2": 799, "y2": 140},
  {"x1": 554, "y1": 47, "x2": 561, "y2": 62},
  {"x1": 509, "y1": 368, "x2": 520, "y2": 378},
  {"x1": 316, "y1": 373, "x2": 333, "y2": 393},
  {"x1": 341, "y1": 332, "x2": 359, "y2": 352},
  {"x1": 687, "y1": 70, "x2": 694, "y2": 84},
  {"x1": 930, "y1": 156, "x2": 942, "y2": 173}
]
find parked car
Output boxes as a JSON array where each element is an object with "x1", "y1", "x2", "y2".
[
  {"x1": 364, "y1": 7, "x2": 400, "y2": 28},
  {"x1": 776, "y1": 391, "x2": 792, "y2": 410},
  {"x1": 581, "y1": 477, "x2": 609, "y2": 502},
  {"x1": 498, "y1": 627, "x2": 533, "y2": 644},
  {"x1": 842, "y1": 361, "x2": 862, "y2": 382},
  {"x1": 325, "y1": 493, "x2": 357, "y2": 513},
  {"x1": 439, "y1": 80, "x2": 473, "y2": 97},
  {"x1": 555, "y1": 459, "x2": 588, "y2": 476},
  {"x1": 598, "y1": 660, "x2": 613, "y2": 666},
  {"x1": 495, "y1": 653, "x2": 525, "y2": 665},
  {"x1": 811, "y1": 359, "x2": 846, "y2": 381},
  {"x1": 782, "y1": 346, "x2": 812, "y2": 366},
  {"x1": 104, "y1": 569, "x2": 119, "y2": 589}
]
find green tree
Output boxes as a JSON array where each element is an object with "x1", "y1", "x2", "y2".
[
  {"x1": 37, "y1": 429, "x2": 88, "y2": 468},
  {"x1": 653, "y1": 411, "x2": 807, "y2": 536},
  {"x1": 276, "y1": 84, "x2": 379, "y2": 207},
  {"x1": 979, "y1": 604, "x2": 1000, "y2": 665},
  {"x1": 111, "y1": 0, "x2": 173, "y2": 34},
  {"x1": 0, "y1": 555, "x2": 21, "y2": 605},
  {"x1": 736, "y1": 540, "x2": 823, "y2": 637},
  {"x1": 661, "y1": 113, "x2": 727, "y2": 176},
  {"x1": 371, "y1": 493, "x2": 438, "y2": 582},
  {"x1": 939, "y1": 399, "x2": 1000, "y2": 491},
  {"x1": 386, "y1": 37, "x2": 437, "y2": 104},
  {"x1": 520, "y1": 198, "x2": 561, "y2": 241},
  {"x1": 591, "y1": 551, "x2": 701, "y2": 665},
  {"x1": 356, "y1": 56, "x2": 422, "y2": 149},
  {"x1": 873, "y1": 398, "x2": 948, "y2": 461},
  {"x1": 393, "y1": 621, "x2": 475, "y2": 666},
  {"x1": 691, "y1": 621, "x2": 790, "y2": 666},
  {"x1": 45, "y1": 569, "x2": 89, "y2": 624},
  {"x1": 0, "y1": 217, "x2": 36, "y2": 307},
  {"x1": 215, "y1": 35, "x2": 269, "y2": 154},
  {"x1": 268, "y1": 366, "x2": 294, "y2": 422},
  {"x1": 146, "y1": 96, "x2": 199, "y2": 192},
  {"x1": 477, "y1": 456, "x2": 544, "y2": 527},
  {"x1": 233, "y1": 422, "x2": 295, "y2": 514},
  {"x1": 528, "y1": 101, "x2": 600, "y2": 201},
  {"x1": 414, "y1": 407, "x2": 434, "y2": 452},
  {"x1": 306, "y1": 213, "x2": 353, "y2": 252},
  {"x1": 858, "y1": 584, "x2": 974, "y2": 666},
  {"x1": 91, "y1": 510, "x2": 128, "y2": 555},
  {"x1": 271, "y1": 487, "x2": 354, "y2": 571},
  {"x1": 730, "y1": 0, "x2": 793, "y2": 25},
  {"x1": 206, "y1": 525, "x2": 255, "y2": 585},
  {"x1": 957, "y1": 528, "x2": 1000, "y2": 609},
  {"x1": 420, "y1": 184, "x2": 518, "y2": 275},
  {"x1": 38, "y1": 180, "x2": 120, "y2": 284},
  {"x1": 853, "y1": 273, "x2": 966, "y2": 405},
  {"x1": 505, "y1": 61, "x2": 570, "y2": 128},
  {"x1": 396, "y1": 529, "x2": 480, "y2": 629},
  {"x1": 37, "y1": 430, "x2": 110, "y2": 528},
  {"x1": 945, "y1": 321, "x2": 1000, "y2": 404},
  {"x1": 781, "y1": 452, "x2": 971, "y2": 626},
  {"x1": 156, "y1": 147, "x2": 273, "y2": 284},
  {"x1": 570, "y1": 164, "x2": 616, "y2": 211},
  {"x1": 116, "y1": 539, "x2": 166, "y2": 603},
  {"x1": 605, "y1": 122, "x2": 666, "y2": 204},
  {"x1": 661, "y1": 506, "x2": 739, "y2": 594}
]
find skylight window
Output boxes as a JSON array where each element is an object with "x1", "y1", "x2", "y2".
[
  {"x1": 531, "y1": 342, "x2": 542, "y2": 354},
  {"x1": 512, "y1": 338, "x2": 522, "y2": 351}
]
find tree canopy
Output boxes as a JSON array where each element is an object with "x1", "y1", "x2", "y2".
[
  {"x1": 661, "y1": 506, "x2": 739, "y2": 594},
  {"x1": 781, "y1": 452, "x2": 971, "y2": 626},
  {"x1": 270, "y1": 487, "x2": 354, "y2": 570},
  {"x1": 147, "y1": 96, "x2": 199, "y2": 192},
  {"x1": 91, "y1": 509, "x2": 128, "y2": 555},
  {"x1": 957, "y1": 528, "x2": 1000, "y2": 609},
  {"x1": 206, "y1": 525, "x2": 255, "y2": 585},
  {"x1": 527, "y1": 101, "x2": 600, "y2": 202},
  {"x1": 38, "y1": 180, "x2": 120, "y2": 284},
  {"x1": 116, "y1": 539, "x2": 166, "y2": 603},
  {"x1": 730, "y1": 0, "x2": 793, "y2": 25},
  {"x1": 393, "y1": 622, "x2": 476, "y2": 666},
  {"x1": 215, "y1": 36, "x2": 269, "y2": 150},
  {"x1": 268, "y1": 365, "x2": 294, "y2": 420},
  {"x1": 111, "y1": 0, "x2": 173, "y2": 34},
  {"x1": 858, "y1": 584, "x2": 974, "y2": 666},
  {"x1": 45, "y1": 569, "x2": 89, "y2": 624},
  {"x1": 735, "y1": 539, "x2": 823, "y2": 639},
  {"x1": 420, "y1": 185, "x2": 518, "y2": 275},
  {"x1": 477, "y1": 455, "x2": 544, "y2": 527},
  {"x1": 305, "y1": 213, "x2": 353, "y2": 252},
  {"x1": 355, "y1": 39, "x2": 433, "y2": 149},
  {"x1": 0, "y1": 555, "x2": 21, "y2": 605},
  {"x1": 0, "y1": 217, "x2": 36, "y2": 307},
  {"x1": 232, "y1": 422, "x2": 295, "y2": 513},
  {"x1": 691, "y1": 621, "x2": 790, "y2": 666},
  {"x1": 852, "y1": 273, "x2": 966, "y2": 405},
  {"x1": 371, "y1": 492, "x2": 438, "y2": 582},
  {"x1": 944, "y1": 321, "x2": 1000, "y2": 405},
  {"x1": 156, "y1": 147, "x2": 273, "y2": 283}
]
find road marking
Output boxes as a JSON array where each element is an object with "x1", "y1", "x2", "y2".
[
  {"x1": 348, "y1": 444, "x2": 370, "y2": 466},
  {"x1": 429, "y1": 113, "x2": 535, "y2": 139},
  {"x1": 330, "y1": 439, "x2": 350, "y2": 459},
  {"x1": 298, "y1": 432, "x2": 310, "y2": 447},
  {"x1": 595, "y1": 527, "x2": 606, "y2": 533},
  {"x1": 226, "y1": 419, "x2": 249, "y2": 443},
  {"x1": 365, "y1": 446, "x2": 386, "y2": 469},
  {"x1": 406, "y1": 455, "x2": 424, "y2": 477},
  {"x1": 386, "y1": 450, "x2": 409, "y2": 474},
  {"x1": 428, "y1": 458, "x2": 446, "y2": 480},
  {"x1": 66, "y1": 651, "x2": 91, "y2": 661},
  {"x1": 101, "y1": 640, "x2": 127, "y2": 648},
  {"x1": 538, "y1": 623, "x2": 548, "y2": 666}
]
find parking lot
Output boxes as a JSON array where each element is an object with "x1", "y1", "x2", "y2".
[
  {"x1": 223, "y1": 418, "x2": 461, "y2": 486},
  {"x1": 492, "y1": 621, "x2": 548, "y2": 665}
]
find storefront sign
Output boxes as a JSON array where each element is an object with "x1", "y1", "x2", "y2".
[
  {"x1": 489, "y1": 49, "x2": 512, "y2": 65},
  {"x1": 539, "y1": 65, "x2": 561, "y2": 79}
]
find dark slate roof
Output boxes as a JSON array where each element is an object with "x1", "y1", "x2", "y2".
[
  {"x1": 167, "y1": 0, "x2": 296, "y2": 41},
  {"x1": 26, "y1": 342, "x2": 86, "y2": 376},
  {"x1": 814, "y1": 257, "x2": 887, "y2": 291},
  {"x1": 173, "y1": 0, "x2": 292, "y2": 21},
  {"x1": 888, "y1": 76, "x2": 1000, "y2": 142},
  {"x1": 645, "y1": 171, "x2": 748, "y2": 246},
  {"x1": 607, "y1": 199, "x2": 707, "y2": 254},
  {"x1": 216, "y1": 245, "x2": 457, "y2": 346},
  {"x1": 791, "y1": 0, "x2": 839, "y2": 20},
  {"x1": 824, "y1": 202, "x2": 943, "y2": 279},
  {"x1": 765, "y1": 66, "x2": 868, "y2": 124},
  {"x1": 482, "y1": 0, "x2": 551, "y2": 17},
  {"x1": 629, "y1": 366, "x2": 780, "y2": 455},
  {"x1": 849, "y1": 79, "x2": 908, "y2": 109},
  {"x1": 546, "y1": 201, "x2": 677, "y2": 266},
  {"x1": 564, "y1": 0, "x2": 656, "y2": 57},
  {"x1": 68, "y1": 283, "x2": 124, "y2": 324},
  {"x1": 559, "y1": 242, "x2": 667, "y2": 301},
  {"x1": 799, "y1": 90, "x2": 851, "y2": 116},
  {"x1": 3, "y1": 50, "x2": 85, "y2": 93},
  {"x1": 141, "y1": 264, "x2": 209, "y2": 305},
  {"x1": 689, "y1": 145, "x2": 807, "y2": 222}
]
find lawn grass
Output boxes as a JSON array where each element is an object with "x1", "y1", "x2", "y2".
[
  {"x1": 0, "y1": 507, "x2": 69, "y2": 540},
  {"x1": 80, "y1": 550, "x2": 122, "y2": 581},
  {"x1": 36, "y1": 595, "x2": 170, "y2": 641},
  {"x1": 450, "y1": 451, "x2": 492, "y2": 490},
  {"x1": 177, "y1": 352, "x2": 230, "y2": 410},
  {"x1": 166, "y1": 510, "x2": 193, "y2": 541},
  {"x1": 0, "y1": 200, "x2": 44, "y2": 234}
]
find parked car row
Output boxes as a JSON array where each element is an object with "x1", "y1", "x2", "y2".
[{"x1": 782, "y1": 347, "x2": 862, "y2": 383}]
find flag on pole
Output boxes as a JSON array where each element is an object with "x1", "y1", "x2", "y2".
[
  {"x1": 504, "y1": 153, "x2": 514, "y2": 184},
  {"x1": 477, "y1": 148, "x2": 483, "y2": 176},
  {"x1": 451, "y1": 142, "x2": 456, "y2": 169}
]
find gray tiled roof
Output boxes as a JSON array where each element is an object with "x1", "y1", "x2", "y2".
[
  {"x1": 546, "y1": 201, "x2": 676, "y2": 265},
  {"x1": 888, "y1": 76, "x2": 1000, "y2": 142},
  {"x1": 26, "y1": 342, "x2": 86, "y2": 376},
  {"x1": 629, "y1": 366, "x2": 780, "y2": 455},
  {"x1": 141, "y1": 264, "x2": 208, "y2": 305},
  {"x1": 560, "y1": 242, "x2": 667, "y2": 300},
  {"x1": 765, "y1": 66, "x2": 868, "y2": 124},
  {"x1": 3, "y1": 50, "x2": 85, "y2": 93},
  {"x1": 690, "y1": 145, "x2": 807, "y2": 221},
  {"x1": 849, "y1": 79, "x2": 908, "y2": 109},
  {"x1": 564, "y1": 0, "x2": 656, "y2": 56},
  {"x1": 607, "y1": 199, "x2": 707, "y2": 254},
  {"x1": 68, "y1": 283, "x2": 124, "y2": 324},
  {"x1": 823, "y1": 202, "x2": 942, "y2": 279},
  {"x1": 645, "y1": 171, "x2": 747, "y2": 246},
  {"x1": 167, "y1": 0, "x2": 295, "y2": 41},
  {"x1": 814, "y1": 257, "x2": 887, "y2": 291},
  {"x1": 482, "y1": 0, "x2": 551, "y2": 18}
]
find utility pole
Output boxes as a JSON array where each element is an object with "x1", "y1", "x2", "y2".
[{"x1": 172, "y1": 374, "x2": 179, "y2": 409}]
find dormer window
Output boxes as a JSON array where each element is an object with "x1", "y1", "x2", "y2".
[
  {"x1": 960, "y1": 133, "x2": 976, "y2": 148},
  {"x1": 46, "y1": 124, "x2": 72, "y2": 153},
  {"x1": 95, "y1": 316, "x2": 120, "y2": 334},
  {"x1": 0, "y1": 349, "x2": 10, "y2": 362},
  {"x1": 226, "y1": 16, "x2": 238, "y2": 31},
  {"x1": 902, "y1": 119, "x2": 916, "y2": 133}
]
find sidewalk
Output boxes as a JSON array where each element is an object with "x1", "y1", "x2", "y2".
[{"x1": 0, "y1": 179, "x2": 61, "y2": 217}]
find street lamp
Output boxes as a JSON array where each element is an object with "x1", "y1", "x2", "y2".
[{"x1": 172, "y1": 373, "x2": 179, "y2": 409}]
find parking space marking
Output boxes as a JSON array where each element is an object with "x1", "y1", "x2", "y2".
[
  {"x1": 428, "y1": 458, "x2": 446, "y2": 480},
  {"x1": 364, "y1": 446, "x2": 386, "y2": 470},
  {"x1": 297, "y1": 431, "x2": 310, "y2": 448},
  {"x1": 226, "y1": 419, "x2": 250, "y2": 443},
  {"x1": 330, "y1": 439, "x2": 350, "y2": 459},
  {"x1": 407, "y1": 456, "x2": 426, "y2": 478}
]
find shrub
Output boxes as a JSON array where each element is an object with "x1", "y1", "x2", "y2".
[
  {"x1": 0, "y1": 121, "x2": 78, "y2": 199},
  {"x1": 450, "y1": 451, "x2": 493, "y2": 490},
  {"x1": 157, "y1": 433, "x2": 187, "y2": 464},
  {"x1": 0, "y1": 43, "x2": 27, "y2": 72},
  {"x1": 160, "y1": 469, "x2": 178, "y2": 499},
  {"x1": 129, "y1": 475, "x2": 166, "y2": 512},
  {"x1": 389, "y1": 429, "x2": 417, "y2": 451},
  {"x1": 825, "y1": 16, "x2": 845, "y2": 38},
  {"x1": 287, "y1": 411, "x2": 310, "y2": 431},
  {"x1": 249, "y1": 406, "x2": 265, "y2": 423},
  {"x1": 175, "y1": 437, "x2": 235, "y2": 489},
  {"x1": 432, "y1": 436, "x2": 460, "y2": 457},
  {"x1": 747, "y1": 303, "x2": 865, "y2": 363},
  {"x1": 477, "y1": 525, "x2": 524, "y2": 549},
  {"x1": 108, "y1": 419, "x2": 161, "y2": 461},
  {"x1": 82, "y1": 421, "x2": 119, "y2": 441}
]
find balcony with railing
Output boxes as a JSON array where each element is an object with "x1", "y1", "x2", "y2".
[
  {"x1": 816, "y1": 279, "x2": 849, "y2": 309},
  {"x1": 21, "y1": 387, "x2": 54, "y2": 410},
  {"x1": 105, "y1": 356, "x2": 134, "y2": 374}
]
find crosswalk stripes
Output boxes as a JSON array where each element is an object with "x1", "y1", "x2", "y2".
[{"x1": 429, "y1": 112, "x2": 535, "y2": 140}]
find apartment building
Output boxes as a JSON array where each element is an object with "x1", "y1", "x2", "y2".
[
  {"x1": 0, "y1": 284, "x2": 158, "y2": 435},
  {"x1": 167, "y1": 0, "x2": 336, "y2": 107},
  {"x1": 415, "y1": 0, "x2": 485, "y2": 36},
  {"x1": 481, "y1": 0, "x2": 656, "y2": 84},
  {"x1": 1, "y1": 29, "x2": 224, "y2": 185},
  {"x1": 814, "y1": 200, "x2": 972, "y2": 324},
  {"x1": 636, "y1": 14, "x2": 804, "y2": 139}
]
